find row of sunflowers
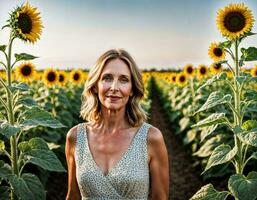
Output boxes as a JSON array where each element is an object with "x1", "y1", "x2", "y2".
[
  {"x1": 154, "y1": 3, "x2": 257, "y2": 200},
  {"x1": 0, "y1": 67, "x2": 88, "y2": 86},
  {"x1": 163, "y1": 64, "x2": 257, "y2": 87}
]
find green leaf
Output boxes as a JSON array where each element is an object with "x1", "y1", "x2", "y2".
[
  {"x1": 179, "y1": 117, "x2": 190, "y2": 132},
  {"x1": 228, "y1": 172, "x2": 257, "y2": 200},
  {"x1": 18, "y1": 97, "x2": 38, "y2": 108},
  {"x1": 192, "y1": 113, "x2": 227, "y2": 128},
  {"x1": 0, "y1": 122, "x2": 21, "y2": 139},
  {"x1": 241, "y1": 47, "x2": 257, "y2": 62},
  {"x1": 18, "y1": 142, "x2": 31, "y2": 152},
  {"x1": 236, "y1": 75, "x2": 250, "y2": 85},
  {"x1": 9, "y1": 173, "x2": 46, "y2": 200},
  {"x1": 197, "y1": 73, "x2": 227, "y2": 91},
  {"x1": 25, "y1": 149, "x2": 66, "y2": 172},
  {"x1": 20, "y1": 106, "x2": 65, "y2": 131},
  {"x1": 26, "y1": 137, "x2": 49, "y2": 150},
  {"x1": 14, "y1": 53, "x2": 38, "y2": 62},
  {"x1": 190, "y1": 184, "x2": 229, "y2": 200},
  {"x1": 12, "y1": 83, "x2": 30, "y2": 91},
  {"x1": 0, "y1": 45, "x2": 7, "y2": 52},
  {"x1": 219, "y1": 41, "x2": 232, "y2": 49},
  {"x1": 183, "y1": 129, "x2": 197, "y2": 144},
  {"x1": 194, "y1": 137, "x2": 219, "y2": 158},
  {"x1": 0, "y1": 140, "x2": 5, "y2": 151},
  {"x1": 20, "y1": 137, "x2": 66, "y2": 172},
  {"x1": 204, "y1": 144, "x2": 237, "y2": 173},
  {"x1": 0, "y1": 162, "x2": 12, "y2": 179},
  {"x1": 237, "y1": 129, "x2": 257, "y2": 147},
  {"x1": 0, "y1": 186, "x2": 9, "y2": 200},
  {"x1": 195, "y1": 91, "x2": 232, "y2": 114},
  {"x1": 200, "y1": 124, "x2": 218, "y2": 142}
]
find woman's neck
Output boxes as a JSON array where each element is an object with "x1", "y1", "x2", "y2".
[{"x1": 97, "y1": 107, "x2": 130, "y2": 134}]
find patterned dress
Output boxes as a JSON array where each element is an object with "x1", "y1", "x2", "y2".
[{"x1": 75, "y1": 122, "x2": 152, "y2": 200}]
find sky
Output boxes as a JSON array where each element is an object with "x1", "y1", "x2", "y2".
[{"x1": 0, "y1": 0, "x2": 257, "y2": 71}]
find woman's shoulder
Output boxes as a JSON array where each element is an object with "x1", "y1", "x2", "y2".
[
  {"x1": 147, "y1": 125, "x2": 164, "y2": 146},
  {"x1": 66, "y1": 123, "x2": 86, "y2": 146}
]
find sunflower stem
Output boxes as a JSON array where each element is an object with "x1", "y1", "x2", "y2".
[
  {"x1": 6, "y1": 32, "x2": 19, "y2": 200},
  {"x1": 233, "y1": 39, "x2": 243, "y2": 174}
]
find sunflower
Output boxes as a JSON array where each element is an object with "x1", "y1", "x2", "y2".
[
  {"x1": 58, "y1": 71, "x2": 67, "y2": 86},
  {"x1": 208, "y1": 43, "x2": 225, "y2": 61},
  {"x1": 216, "y1": 3, "x2": 254, "y2": 40},
  {"x1": 176, "y1": 72, "x2": 187, "y2": 87},
  {"x1": 197, "y1": 64, "x2": 209, "y2": 80},
  {"x1": 43, "y1": 68, "x2": 58, "y2": 87},
  {"x1": 9, "y1": 2, "x2": 43, "y2": 43},
  {"x1": 170, "y1": 73, "x2": 177, "y2": 84},
  {"x1": 15, "y1": 62, "x2": 36, "y2": 83},
  {"x1": 70, "y1": 69, "x2": 84, "y2": 85},
  {"x1": 251, "y1": 65, "x2": 257, "y2": 77},
  {"x1": 183, "y1": 64, "x2": 195, "y2": 76},
  {"x1": 210, "y1": 63, "x2": 223, "y2": 74}
]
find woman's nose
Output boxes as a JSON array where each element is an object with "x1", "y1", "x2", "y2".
[{"x1": 110, "y1": 80, "x2": 119, "y2": 91}]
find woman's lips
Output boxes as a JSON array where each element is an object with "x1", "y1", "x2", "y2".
[{"x1": 107, "y1": 96, "x2": 121, "y2": 101}]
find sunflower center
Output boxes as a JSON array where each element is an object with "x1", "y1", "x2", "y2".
[
  {"x1": 73, "y1": 73, "x2": 80, "y2": 81},
  {"x1": 254, "y1": 70, "x2": 257, "y2": 76},
  {"x1": 214, "y1": 63, "x2": 222, "y2": 70},
  {"x1": 59, "y1": 75, "x2": 64, "y2": 82},
  {"x1": 200, "y1": 67, "x2": 206, "y2": 74},
  {"x1": 21, "y1": 65, "x2": 32, "y2": 76},
  {"x1": 224, "y1": 12, "x2": 246, "y2": 32},
  {"x1": 47, "y1": 72, "x2": 56, "y2": 82},
  {"x1": 17, "y1": 13, "x2": 32, "y2": 34},
  {"x1": 187, "y1": 67, "x2": 193, "y2": 74},
  {"x1": 179, "y1": 76, "x2": 185, "y2": 82},
  {"x1": 213, "y1": 48, "x2": 223, "y2": 57},
  {"x1": 172, "y1": 76, "x2": 176, "y2": 81}
]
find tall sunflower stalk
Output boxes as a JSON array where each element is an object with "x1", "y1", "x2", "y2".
[
  {"x1": 0, "y1": 3, "x2": 65, "y2": 200},
  {"x1": 190, "y1": 3, "x2": 257, "y2": 200}
]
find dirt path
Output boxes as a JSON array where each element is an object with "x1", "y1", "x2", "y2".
[{"x1": 150, "y1": 90, "x2": 203, "y2": 200}]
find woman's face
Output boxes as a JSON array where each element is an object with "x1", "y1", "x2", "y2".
[{"x1": 96, "y1": 58, "x2": 133, "y2": 111}]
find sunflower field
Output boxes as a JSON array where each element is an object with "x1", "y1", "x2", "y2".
[{"x1": 1, "y1": 1, "x2": 257, "y2": 200}]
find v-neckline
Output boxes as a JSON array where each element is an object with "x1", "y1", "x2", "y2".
[{"x1": 83, "y1": 122, "x2": 144, "y2": 177}]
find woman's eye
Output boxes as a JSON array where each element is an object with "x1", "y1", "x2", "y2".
[
  {"x1": 103, "y1": 76, "x2": 112, "y2": 81},
  {"x1": 120, "y1": 78, "x2": 129, "y2": 83}
]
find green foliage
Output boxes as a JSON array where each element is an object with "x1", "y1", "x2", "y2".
[
  {"x1": 190, "y1": 184, "x2": 230, "y2": 200},
  {"x1": 14, "y1": 53, "x2": 38, "y2": 62},
  {"x1": 20, "y1": 106, "x2": 66, "y2": 131},
  {"x1": 9, "y1": 173, "x2": 45, "y2": 200},
  {"x1": 204, "y1": 144, "x2": 237, "y2": 173},
  {"x1": 228, "y1": 172, "x2": 257, "y2": 200}
]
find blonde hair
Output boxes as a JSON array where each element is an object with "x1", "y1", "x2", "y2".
[{"x1": 80, "y1": 49, "x2": 148, "y2": 127}]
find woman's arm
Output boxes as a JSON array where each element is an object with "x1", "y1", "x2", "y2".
[
  {"x1": 148, "y1": 126, "x2": 169, "y2": 200},
  {"x1": 65, "y1": 126, "x2": 81, "y2": 200}
]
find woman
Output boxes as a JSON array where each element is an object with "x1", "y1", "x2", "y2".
[{"x1": 65, "y1": 49, "x2": 169, "y2": 199}]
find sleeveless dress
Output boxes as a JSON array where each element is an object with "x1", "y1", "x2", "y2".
[{"x1": 75, "y1": 122, "x2": 152, "y2": 200}]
